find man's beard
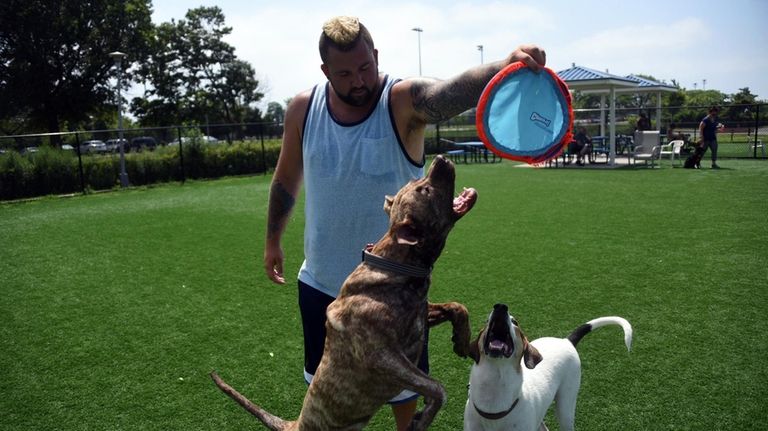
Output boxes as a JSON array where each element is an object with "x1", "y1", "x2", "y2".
[{"x1": 333, "y1": 85, "x2": 376, "y2": 107}]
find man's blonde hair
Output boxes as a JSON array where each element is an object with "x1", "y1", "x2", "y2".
[
  {"x1": 319, "y1": 16, "x2": 374, "y2": 63},
  {"x1": 322, "y1": 16, "x2": 360, "y2": 45}
]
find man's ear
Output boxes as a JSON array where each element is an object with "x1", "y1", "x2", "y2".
[
  {"x1": 383, "y1": 195, "x2": 394, "y2": 215},
  {"x1": 321, "y1": 63, "x2": 330, "y2": 80}
]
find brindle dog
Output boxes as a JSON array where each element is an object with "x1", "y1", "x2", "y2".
[{"x1": 212, "y1": 155, "x2": 478, "y2": 430}]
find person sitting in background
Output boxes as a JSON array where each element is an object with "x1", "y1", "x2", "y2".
[
  {"x1": 667, "y1": 123, "x2": 683, "y2": 142},
  {"x1": 636, "y1": 113, "x2": 651, "y2": 131},
  {"x1": 568, "y1": 126, "x2": 592, "y2": 166}
]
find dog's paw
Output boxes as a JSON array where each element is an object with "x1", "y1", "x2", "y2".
[{"x1": 427, "y1": 309, "x2": 448, "y2": 327}]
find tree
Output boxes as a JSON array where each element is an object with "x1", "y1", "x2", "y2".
[
  {"x1": 724, "y1": 87, "x2": 758, "y2": 127},
  {"x1": 132, "y1": 7, "x2": 264, "y2": 128},
  {"x1": 264, "y1": 101, "x2": 285, "y2": 124},
  {"x1": 0, "y1": 0, "x2": 153, "y2": 139}
]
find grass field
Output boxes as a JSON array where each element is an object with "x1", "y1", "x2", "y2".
[{"x1": 1, "y1": 159, "x2": 767, "y2": 430}]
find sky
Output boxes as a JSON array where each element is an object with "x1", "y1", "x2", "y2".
[{"x1": 147, "y1": 0, "x2": 768, "y2": 109}]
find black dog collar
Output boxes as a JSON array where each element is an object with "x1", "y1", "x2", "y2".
[
  {"x1": 473, "y1": 398, "x2": 519, "y2": 420},
  {"x1": 362, "y1": 246, "x2": 432, "y2": 278}
]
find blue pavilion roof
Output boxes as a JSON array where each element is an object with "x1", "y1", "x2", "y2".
[{"x1": 557, "y1": 65, "x2": 636, "y2": 84}]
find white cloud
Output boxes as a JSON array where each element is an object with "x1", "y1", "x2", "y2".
[
  {"x1": 563, "y1": 17, "x2": 709, "y2": 73},
  {"x1": 150, "y1": 1, "x2": 768, "y2": 104}
]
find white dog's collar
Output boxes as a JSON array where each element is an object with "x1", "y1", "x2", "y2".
[{"x1": 473, "y1": 398, "x2": 519, "y2": 420}]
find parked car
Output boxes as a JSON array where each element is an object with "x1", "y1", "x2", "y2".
[
  {"x1": 104, "y1": 138, "x2": 128, "y2": 152},
  {"x1": 169, "y1": 135, "x2": 219, "y2": 145},
  {"x1": 129, "y1": 136, "x2": 158, "y2": 152},
  {"x1": 79, "y1": 140, "x2": 107, "y2": 154}
]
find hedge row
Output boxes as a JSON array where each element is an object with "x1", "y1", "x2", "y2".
[{"x1": 0, "y1": 140, "x2": 281, "y2": 201}]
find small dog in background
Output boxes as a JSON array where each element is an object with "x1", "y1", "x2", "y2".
[
  {"x1": 464, "y1": 304, "x2": 633, "y2": 431},
  {"x1": 684, "y1": 144, "x2": 705, "y2": 169}
]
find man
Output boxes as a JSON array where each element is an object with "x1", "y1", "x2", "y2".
[
  {"x1": 636, "y1": 112, "x2": 652, "y2": 131},
  {"x1": 699, "y1": 106, "x2": 722, "y2": 169},
  {"x1": 263, "y1": 16, "x2": 546, "y2": 430},
  {"x1": 569, "y1": 126, "x2": 592, "y2": 166}
]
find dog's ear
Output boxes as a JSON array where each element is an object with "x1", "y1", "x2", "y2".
[
  {"x1": 383, "y1": 195, "x2": 394, "y2": 215},
  {"x1": 522, "y1": 334, "x2": 543, "y2": 369}
]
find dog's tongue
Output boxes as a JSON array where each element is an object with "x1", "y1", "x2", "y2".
[
  {"x1": 453, "y1": 188, "x2": 477, "y2": 216},
  {"x1": 489, "y1": 340, "x2": 508, "y2": 353}
]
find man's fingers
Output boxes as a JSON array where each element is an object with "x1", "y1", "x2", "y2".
[
  {"x1": 264, "y1": 256, "x2": 286, "y2": 284},
  {"x1": 512, "y1": 44, "x2": 546, "y2": 71}
]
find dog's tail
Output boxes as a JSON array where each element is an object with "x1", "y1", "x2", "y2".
[
  {"x1": 211, "y1": 371, "x2": 291, "y2": 430},
  {"x1": 566, "y1": 316, "x2": 633, "y2": 352}
]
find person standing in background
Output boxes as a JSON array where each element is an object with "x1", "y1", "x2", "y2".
[{"x1": 699, "y1": 106, "x2": 722, "y2": 169}]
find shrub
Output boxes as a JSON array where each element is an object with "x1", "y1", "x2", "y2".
[
  {"x1": 84, "y1": 156, "x2": 119, "y2": 190},
  {"x1": 0, "y1": 139, "x2": 282, "y2": 200},
  {"x1": 0, "y1": 151, "x2": 33, "y2": 199},
  {"x1": 29, "y1": 146, "x2": 79, "y2": 195}
]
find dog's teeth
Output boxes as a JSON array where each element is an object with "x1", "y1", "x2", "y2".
[{"x1": 489, "y1": 340, "x2": 506, "y2": 351}]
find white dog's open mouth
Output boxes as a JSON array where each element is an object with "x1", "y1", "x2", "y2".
[{"x1": 484, "y1": 318, "x2": 514, "y2": 358}]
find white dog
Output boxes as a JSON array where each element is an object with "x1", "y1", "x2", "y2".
[{"x1": 464, "y1": 303, "x2": 632, "y2": 431}]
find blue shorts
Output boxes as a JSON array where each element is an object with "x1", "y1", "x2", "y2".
[{"x1": 298, "y1": 280, "x2": 429, "y2": 404}]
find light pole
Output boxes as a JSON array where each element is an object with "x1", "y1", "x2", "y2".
[
  {"x1": 109, "y1": 51, "x2": 129, "y2": 188},
  {"x1": 411, "y1": 27, "x2": 423, "y2": 76},
  {"x1": 477, "y1": 45, "x2": 484, "y2": 64}
]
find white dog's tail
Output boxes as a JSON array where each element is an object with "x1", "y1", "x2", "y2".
[{"x1": 566, "y1": 316, "x2": 633, "y2": 352}]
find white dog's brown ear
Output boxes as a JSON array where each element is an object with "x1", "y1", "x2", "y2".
[
  {"x1": 383, "y1": 195, "x2": 394, "y2": 215},
  {"x1": 523, "y1": 336, "x2": 543, "y2": 369}
]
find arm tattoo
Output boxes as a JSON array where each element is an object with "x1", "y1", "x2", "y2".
[
  {"x1": 267, "y1": 180, "x2": 296, "y2": 240},
  {"x1": 411, "y1": 67, "x2": 500, "y2": 123}
]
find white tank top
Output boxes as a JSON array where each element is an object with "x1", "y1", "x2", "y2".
[{"x1": 298, "y1": 75, "x2": 424, "y2": 297}]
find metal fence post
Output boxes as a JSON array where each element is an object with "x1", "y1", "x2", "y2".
[
  {"x1": 755, "y1": 104, "x2": 761, "y2": 158},
  {"x1": 177, "y1": 127, "x2": 185, "y2": 183},
  {"x1": 74, "y1": 133, "x2": 85, "y2": 194},
  {"x1": 259, "y1": 123, "x2": 267, "y2": 175}
]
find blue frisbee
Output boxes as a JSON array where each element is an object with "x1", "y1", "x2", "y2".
[{"x1": 476, "y1": 62, "x2": 573, "y2": 164}]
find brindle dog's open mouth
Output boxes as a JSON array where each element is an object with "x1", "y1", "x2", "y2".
[
  {"x1": 454, "y1": 188, "x2": 477, "y2": 214},
  {"x1": 484, "y1": 308, "x2": 515, "y2": 358}
]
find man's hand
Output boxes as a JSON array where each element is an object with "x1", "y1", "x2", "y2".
[
  {"x1": 507, "y1": 44, "x2": 547, "y2": 71},
  {"x1": 264, "y1": 244, "x2": 286, "y2": 284}
]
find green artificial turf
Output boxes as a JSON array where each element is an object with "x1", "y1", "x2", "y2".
[{"x1": 1, "y1": 159, "x2": 766, "y2": 430}]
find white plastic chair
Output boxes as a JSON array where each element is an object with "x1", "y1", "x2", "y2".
[
  {"x1": 632, "y1": 131, "x2": 660, "y2": 168},
  {"x1": 633, "y1": 145, "x2": 661, "y2": 168},
  {"x1": 660, "y1": 140, "x2": 685, "y2": 166}
]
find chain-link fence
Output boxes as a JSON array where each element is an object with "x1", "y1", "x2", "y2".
[
  {"x1": 0, "y1": 122, "x2": 282, "y2": 200},
  {"x1": 2, "y1": 103, "x2": 766, "y2": 200}
]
